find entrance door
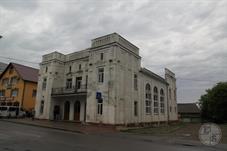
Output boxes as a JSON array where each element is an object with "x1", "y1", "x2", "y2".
[
  {"x1": 74, "y1": 101, "x2": 80, "y2": 121},
  {"x1": 64, "y1": 101, "x2": 70, "y2": 120}
]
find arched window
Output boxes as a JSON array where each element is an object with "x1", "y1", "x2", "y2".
[
  {"x1": 160, "y1": 89, "x2": 165, "y2": 113},
  {"x1": 153, "y1": 86, "x2": 159, "y2": 114},
  {"x1": 145, "y1": 83, "x2": 151, "y2": 114}
]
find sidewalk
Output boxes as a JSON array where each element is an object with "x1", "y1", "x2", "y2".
[{"x1": 0, "y1": 118, "x2": 117, "y2": 134}]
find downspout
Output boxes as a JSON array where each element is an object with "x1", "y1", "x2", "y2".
[
  {"x1": 21, "y1": 81, "x2": 26, "y2": 109},
  {"x1": 166, "y1": 83, "x2": 169, "y2": 125}
]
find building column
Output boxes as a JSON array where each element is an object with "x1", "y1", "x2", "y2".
[{"x1": 69, "y1": 101, "x2": 74, "y2": 121}]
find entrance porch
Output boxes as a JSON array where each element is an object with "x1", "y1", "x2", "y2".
[{"x1": 51, "y1": 95, "x2": 86, "y2": 122}]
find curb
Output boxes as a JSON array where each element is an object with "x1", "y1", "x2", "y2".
[{"x1": 0, "y1": 119, "x2": 85, "y2": 134}]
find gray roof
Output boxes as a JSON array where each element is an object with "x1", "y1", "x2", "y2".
[
  {"x1": 0, "y1": 62, "x2": 7, "y2": 73},
  {"x1": 140, "y1": 68, "x2": 168, "y2": 84},
  {"x1": 178, "y1": 103, "x2": 200, "y2": 114}
]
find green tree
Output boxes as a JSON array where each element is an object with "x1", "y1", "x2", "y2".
[{"x1": 199, "y1": 82, "x2": 227, "y2": 123}]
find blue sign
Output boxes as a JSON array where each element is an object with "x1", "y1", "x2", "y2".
[{"x1": 96, "y1": 92, "x2": 102, "y2": 99}]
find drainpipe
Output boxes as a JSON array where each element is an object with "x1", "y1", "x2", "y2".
[{"x1": 21, "y1": 81, "x2": 26, "y2": 109}]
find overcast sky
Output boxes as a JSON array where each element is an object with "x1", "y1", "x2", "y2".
[{"x1": 0, "y1": 0, "x2": 226, "y2": 103}]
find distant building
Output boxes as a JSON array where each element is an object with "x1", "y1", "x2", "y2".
[
  {"x1": 0, "y1": 62, "x2": 7, "y2": 74},
  {"x1": 0, "y1": 63, "x2": 39, "y2": 111},
  {"x1": 178, "y1": 103, "x2": 201, "y2": 123},
  {"x1": 35, "y1": 33, "x2": 178, "y2": 125}
]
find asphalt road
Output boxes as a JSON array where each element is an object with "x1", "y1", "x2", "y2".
[{"x1": 0, "y1": 120, "x2": 225, "y2": 151}]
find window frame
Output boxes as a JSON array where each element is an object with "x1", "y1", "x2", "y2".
[
  {"x1": 153, "y1": 86, "x2": 159, "y2": 114},
  {"x1": 145, "y1": 83, "x2": 152, "y2": 114},
  {"x1": 98, "y1": 68, "x2": 104, "y2": 83}
]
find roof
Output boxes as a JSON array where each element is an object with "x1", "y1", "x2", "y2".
[
  {"x1": 140, "y1": 68, "x2": 168, "y2": 84},
  {"x1": 0, "y1": 62, "x2": 7, "y2": 73},
  {"x1": 178, "y1": 103, "x2": 200, "y2": 114},
  {"x1": 0, "y1": 62, "x2": 39, "y2": 83}
]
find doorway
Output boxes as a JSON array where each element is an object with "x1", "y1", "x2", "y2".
[
  {"x1": 64, "y1": 101, "x2": 70, "y2": 120},
  {"x1": 74, "y1": 101, "x2": 80, "y2": 121}
]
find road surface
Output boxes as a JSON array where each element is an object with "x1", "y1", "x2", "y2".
[{"x1": 0, "y1": 120, "x2": 225, "y2": 151}]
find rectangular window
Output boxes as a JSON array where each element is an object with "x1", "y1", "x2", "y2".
[
  {"x1": 11, "y1": 76, "x2": 18, "y2": 85},
  {"x1": 97, "y1": 99, "x2": 103, "y2": 115},
  {"x1": 32, "y1": 89, "x2": 37, "y2": 97},
  {"x1": 134, "y1": 101, "x2": 138, "y2": 116},
  {"x1": 2, "y1": 78, "x2": 8, "y2": 86},
  {"x1": 42, "y1": 78, "x2": 47, "y2": 90},
  {"x1": 76, "y1": 77, "x2": 82, "y2": 89},
  {"x1": 100, "y1": 53, "x2": 104, "y2": 60},
  {"x1": 79, "y1": 64, "x2": 81, "y2": 70},
  {"x1": 40, "y1": 100, "x2": 44, "y2": 114},
  {"x1": 69, "y1": 66, "x2": 72, "y2": 72},
  {"x1": 11, "y1": 89, "x2": 18, "y2": 97},
  {"x1": 134, "y1": 74, "x2": 138, "y2": 90},
  {"x1": 66, "y1": 78, "x2": 72, "y2": 89},
  {"x1": 98, "y1": 68, "x2": 104, "y2": 83},
  {"x1": 170, "y1": 106, "x2": 172, "y2": 112},
  {"x1": 0, "y1": 90, "x2": 5, "y2": 96}
]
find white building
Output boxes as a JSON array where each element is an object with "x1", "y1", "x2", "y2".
[{"x1": 35, "y1": 33, "x2": 178, "y2": 125}]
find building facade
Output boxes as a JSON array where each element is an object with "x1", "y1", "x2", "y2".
[
  {"x1": 35, "y1": 33, "x2": 178, "y2": 125},
  {"x1": 0, "y1": 63, "x2": 38, "y2": 111}
]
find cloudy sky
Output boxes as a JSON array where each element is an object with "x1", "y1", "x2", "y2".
[{"x1": 0, "y1": 0, "x2": 226, "y2": 103}]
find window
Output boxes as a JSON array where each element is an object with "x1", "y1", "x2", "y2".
[
  {"x1": 40, "y1": 100, "x2": 44, "y2": 114},
  {"x1": 100, "y1": 53, "x2": 104, "y2": 60},
  {"x1": 134, "y1": 74, "x2": 138, "y2": 90},
  {"x1": 134, "y1": 101, "x2": 138, "y2": 116},
  {"x1": 66, "y1": 78, "x2": 72, "y2": 89},
  {"x1": 69, "y1": 66, "x2": 72, "y2": 72},
  {"x1": 32, "y1": 89, "x2": 37, "y2": 97},
  {"x1": 160, "y1": 89, "x2": 165, "y2": 114},
  {"x1": 11, "y1": 76, "x2": 18, "y2": 85},
  {"x1": 174, "y1": 89, "x2": 176, "y2": 101},
  {"x1": 97, "y1": 98, "x2": 103, "y2": 115},
  {"x1": 170, "y1": 106, "x2": 172, "y2": 112},
  {"x1": 2, "y1": 78, "x2": 8, "y2": 86},
  {"x1": 175, "y1": 106, "x2": 177, "y2": 113},
  {"x1": 76, "y1": 77, "x2": 82, "y2": 89},
  {"x1": 42, "y1": 78, "x2": 47, "y2": 90},
  {"x1": 145, "y1": 83, "x2": 152, "y2": 114},
  {"x1": 79, "y1": 64, "x2": 81, "y2": 70},
  {"x1": 98, "y1": 68, "x2": 104, "y2": 83},
  {"x1": 0, "y1": 90, "x2": 5, "y2": 96},
  {"x1": 11, "y1": 89, "x2": 18, "y2": 97},
  {"x1": 45, "y1": 66, "x2": 48, "y2": 73},
  {"x1": 153, "y1": 87, "x2": 159, "y2": 114}
]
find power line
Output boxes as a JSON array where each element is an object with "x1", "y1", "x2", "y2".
[{"x1": 0, "y1": 55, "x2": 39, "y2": 65}]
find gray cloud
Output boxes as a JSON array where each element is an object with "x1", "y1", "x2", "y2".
[{"x1": 0, "y1": 0, "x2": 226, "y2": 103}]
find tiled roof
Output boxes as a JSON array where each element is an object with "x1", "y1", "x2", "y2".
[
  {"x1": 0, "y1": 62, "x2": 39, "y2": 83},
  {"x1": 178, "y1": 103, "x2": 200, "y2": 114}
]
